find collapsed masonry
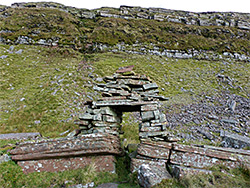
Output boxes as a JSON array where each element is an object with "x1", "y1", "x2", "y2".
[{"x1": 10, "y1": 66, "x2": 250, "y2": 185}]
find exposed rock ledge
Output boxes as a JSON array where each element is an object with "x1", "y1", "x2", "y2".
[
  {"x1": 95, "y1": 43, "x2": 250, "y2": 62},
  {"x1": 7, "y1": 3, "x2": 250, "y2": 30}
]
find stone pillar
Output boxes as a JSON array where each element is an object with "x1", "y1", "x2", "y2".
[
  {"x1": 139, "y1": 104, "x2": 168, "y2": 141},
  {"x1": 78, "y1": 106, "x2": 122, "y2": 136}
]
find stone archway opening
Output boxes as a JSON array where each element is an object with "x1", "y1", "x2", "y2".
[
  {"x1": 77, "y1": 65, "x2": 169, "y2": 142},
  {"x1": 120, "y1": 111, "x2": 140, "y2": 149}
]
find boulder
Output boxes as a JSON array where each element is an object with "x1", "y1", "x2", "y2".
[
  {"x1": 220, "y1": 131, "x2": 250, "y2": 149},
  {"x1": 0, "y1": 154, "x2": 11, "y2": 164},
  {"x1": 138, "y1": 164, "x2": 172, "y2": 188}
]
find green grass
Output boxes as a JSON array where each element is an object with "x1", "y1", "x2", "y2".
[
  {"x1": 0, "y1": 159, "x2": 249, "y2": 187},
  {"x1": 0, "y1": 44, "x2": 98, "y2": 137},
  {"x1": 1, "y1": 44, "x2": 250, "y2": 187},
  {"x1": 1, "y1": 45, "x2": 249, "y2": 138},
  {"x1": 0, "y1": 161, "x2": 118, "y2": 188}
]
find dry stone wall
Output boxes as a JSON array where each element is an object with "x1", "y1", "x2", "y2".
[
  {"x1": 132, "y1": 141, "x2": 250, "y2": 186},
  {"x1": 10, "y1": 133, "x2": 123, "y2": 173},
  {"x1": 75, "y1": 65, "x2": 169, "y2": 141}
]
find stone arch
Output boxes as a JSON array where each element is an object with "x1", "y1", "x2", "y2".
[{"x1": 77, "y1": 65, "x2": 169, "y2": 141}]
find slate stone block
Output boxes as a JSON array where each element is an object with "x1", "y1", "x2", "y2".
[
  {"x1": 141, "y1": 104, "x2": 158, "y2": 111},
  {"x1": 141, "y1": 111, "x2": 155, "y2": 122},
  {"x1": 143, "y1": 83, "x2": 158, "y2": 90},
  {"x1": 153, "y1": 110, "x2": 160, "y2": 119},
  {"x1": 140, "y1": 126, "x2": 162, "y2": 132},
  {"x1": 170, "y1": 165, "x2": 212, "y2": 179},
  {"x1": 79, "y1": 113, "x2": 93, "y2": 120}
]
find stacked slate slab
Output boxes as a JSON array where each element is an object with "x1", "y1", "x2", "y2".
[
  {"x1": 131, "y1": 141, "x2": 250, "y2": 179},
  {"x1": 11, "y1": 133, "x2": 123, "y2": 173},
  {"x1": 75, "y1": 65, "x2": 169, "y2": 141}
]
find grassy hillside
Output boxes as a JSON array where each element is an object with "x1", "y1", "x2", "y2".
[
  {"x1": 1, "y1": 7, "x2": 250, "y2": 54},
  {"x1": 0, "y1": 3, "x2": 250, "y2": 188},
  {"x1": 1, "y1": 44, "x2": 249, "y2": 138},
  {"x1": 0, "y1": 45, "x2": 95, "y2": 137},
  {"x1": 0, "y1": 7, "x2": 82, "y2": 47}
]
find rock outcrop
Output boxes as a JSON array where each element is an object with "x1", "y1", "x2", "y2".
[
  {"x1": 8, "y1": 3, "x2": 250, "y2": 30},
  {"x1": 138, "y1": 164, "x2": 172, "y2": 188},
  {"x1": 1, "y1": 2, "x2": 250, "y2": 60}
]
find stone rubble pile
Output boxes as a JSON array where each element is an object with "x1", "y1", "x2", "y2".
[{"x1": 75, "y1": 65, "x2": 170, "y2": 141}]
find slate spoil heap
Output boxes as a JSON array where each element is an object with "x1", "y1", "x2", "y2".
[{"x1": 75, "y1": 65, "x2": 170, "y2": 142}]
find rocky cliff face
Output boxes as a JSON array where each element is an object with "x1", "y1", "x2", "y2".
[
  {"x1": 0, "y1": 2, "x2": 250, "y2": 58},
  {"x1": 8, "y1": 2, "x2": 250, "y2": 30}
]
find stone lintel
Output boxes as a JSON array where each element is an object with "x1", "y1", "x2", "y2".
[
  {"x1": 137, "y1": 142, "x2": 170, "y2": 159},
  {"x1": 141, "y1": 104, "x2": 159, "y2": 111}
]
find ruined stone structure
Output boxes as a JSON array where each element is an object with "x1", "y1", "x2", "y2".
[
  {"x1": 132, "y1": 141, "x2": 250, "y2": 172},
  {"x1": 76, "y1": 65, "x2": 169, "y2": 141},
  {"x1": 11, "y1": 65, "x2": 170, "y2": 174},
  {"x1": 10, "y1": 66, "x2": 250, "y2": 187}
]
